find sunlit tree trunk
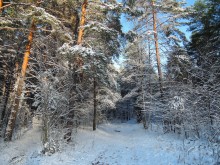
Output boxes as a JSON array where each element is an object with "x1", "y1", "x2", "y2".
[
  {"x1": 0, "y1": 0, "x2": 3, "y2": 13},
  {"x1": 4, "y1": 19, "x2": 35, "y2": 141},
  {"x1": 0, "y1": 0, "x2": 3, "y2": 8},
  {"x1": 152, "y1": 1, "x2": 163, "y2": 95},
  {"x1": 77, "y1": 0, "x2": 88, "y2": 45},
  {"x1": 77, "y1": 0, "x2": 88, "y2": 81}
]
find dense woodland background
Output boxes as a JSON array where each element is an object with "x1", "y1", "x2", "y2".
[{"x1": 0, "y1": 0, "x2": 219, "y2": 158}]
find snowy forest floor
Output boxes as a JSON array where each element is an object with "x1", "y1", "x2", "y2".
[{"x1": 0, "y1": 119, "x2": 218, "y2": 165}]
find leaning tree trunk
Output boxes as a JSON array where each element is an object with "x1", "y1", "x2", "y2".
[
  {"x1": 152, "y1": 1, "x2": 163, "y2": 95},
  {"x1": 4, "y1": 20, "x2": 35, "y2": 141}
]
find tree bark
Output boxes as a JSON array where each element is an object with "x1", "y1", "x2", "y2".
[
  {"x1": 152, "y1": 1, "x2": 163, "y2": 95},
  {"x1": 0, "y1": 0, "x2": 3, "y2": 8},
  {"x1": 4, "y1": 19, "x2": 35, "y2": 141},
  {"x1": 74, "y1": 0, "x2": 88, "y2": 82},
  {"x1": 77, "y1": 0, "x2": 88, "y2": 45},
  {"x1": 0, "y1": 0, "x2": 3, "y2": 13}
]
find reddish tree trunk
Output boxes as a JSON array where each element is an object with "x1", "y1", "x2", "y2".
[
  {"x1": 77, "y1": 0, "x2": 88, "y2": 45},
  {"x1": 4, "y1": 20, "x2": 36, "y2": 141},
  {"x1": 0, "y1": 0, "x2": 3, "y2": 13},
  {"x1": 152, "y1": 1, "x2": 163, "y2": 95}
]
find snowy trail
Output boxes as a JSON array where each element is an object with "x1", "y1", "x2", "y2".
[{"x1": 0, "y1": 120, "x2": 217, "y2": 165}]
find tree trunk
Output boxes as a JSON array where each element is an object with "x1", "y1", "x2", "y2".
[
  {"x1": 93, "y1": 77, "x2": 97, "y2": 131},
  {"x1": 63, "y1": 1, "x2": 88, "y2": 140},
  {"x1": 4, "y1": 20, "x2": 35, "y2": 141},
  {"x1": 77, "y1": 0, "x2": 88, "y2": 45},
  {"x1": 0, "y1": 0, "x2": 3, "y2": 10},
  {"x1": 63, "y1": 69, "x2": 75, "y2": 142},
  {"x1": 147, "y1": 38, "x2": 152, "y2": 129},
  {"x1": 152, "y1": 1, "x2": 163, "y2": 95},
  {"x1": 141, "y1": 50, "x2": 147, "y2": 129},
  {"x1": 148, "y1": 37, "x2": 152, "y2": 95}
]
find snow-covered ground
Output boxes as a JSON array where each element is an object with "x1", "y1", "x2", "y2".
[{"x1": 0, "y1": 119, "x2": 218, "y2": 165}]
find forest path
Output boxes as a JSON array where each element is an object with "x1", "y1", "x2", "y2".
[
  {"x1": 82, "y1": 120, "x2": 183, "y2": 165},
  {"x1": 0, "y1": 119, "x2": 216, "y2": 165},
  {"x1": 37, "y1": 120, "x2": 208, "y2": 165}
]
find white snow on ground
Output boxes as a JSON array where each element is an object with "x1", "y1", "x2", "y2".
[
  {"x1": 0, "y1": 116, "x2": 42, "y2": 165},
  {"x1": 0, "y1": 119, "x2": 218, "y2": 165}
]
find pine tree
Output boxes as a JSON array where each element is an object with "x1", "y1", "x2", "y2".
[{"x1": 152, "y1": 0, "x2": 163, "y2": 95}]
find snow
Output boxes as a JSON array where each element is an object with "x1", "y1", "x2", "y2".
[
  {"x1": 0, "y1": 119, "x2": 218, "y2": 165},
  {"x1": 0, "y1": 116, "x2": 42, "y2": 165},
  {"x1": 58, "y1": 44, "x2": 95, "y2": 57}
]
